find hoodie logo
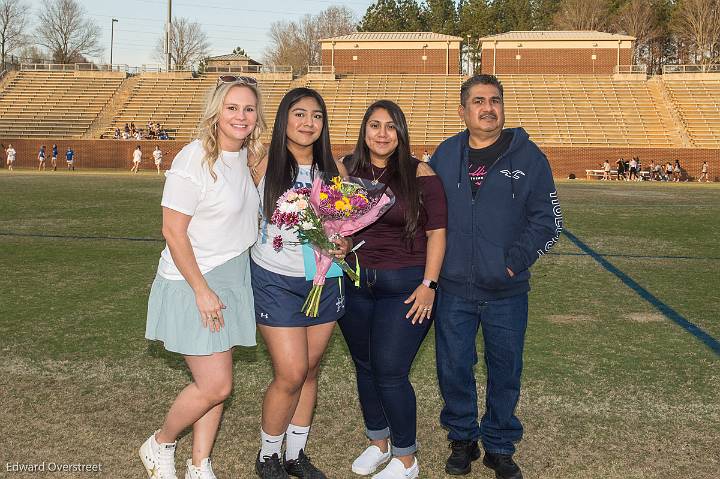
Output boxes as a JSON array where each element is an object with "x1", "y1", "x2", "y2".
[{"x1": 500, "y1": 169, "x2": 526, "y2": 179}]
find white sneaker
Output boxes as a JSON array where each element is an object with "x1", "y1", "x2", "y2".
[
  {"x1": 371, "y1": 458, "x2": 419, "y2": 479},
  {"x1": 351, "y1": 444, "x2": 392, "y2": 475},
  {"x1": 185, "y1": 458, "x2": 217, "y2": 479},
  {"x1": 139, "y1": 430, "x2": 178, "y2": 479}
]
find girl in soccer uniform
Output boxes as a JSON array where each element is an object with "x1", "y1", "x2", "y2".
[
  {"x1": 251, "y1": 87, "x2": 350, "y2": 479},
  {"x1": 140, "y1": 76, "x2": 266, "y2": 479},
  {"x1": 6, "y1": 144, "x2": 15, "y2": 171}
]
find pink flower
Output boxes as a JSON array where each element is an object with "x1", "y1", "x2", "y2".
[{"x1": 272, "y1": 235, "x2": 283, "y2": 252}]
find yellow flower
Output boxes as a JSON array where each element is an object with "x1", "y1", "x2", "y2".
[
  {"x1": 319, "y1": 192, "x2": 328, "y2": 200},
  {"x1": 331, "y1": 176, "x2": 343, "y2": 190},
  {"x1": 335, "y1": 200, "x2": 346, "y2": 211}
]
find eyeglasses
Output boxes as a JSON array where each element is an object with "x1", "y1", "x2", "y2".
[{"x1": 216, "y1": 75, "x2": 258, "y2": 87}]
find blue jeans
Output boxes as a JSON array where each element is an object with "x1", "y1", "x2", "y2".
[
  {"x1": 338, "y1": 266, "x2": 431, "y2": 456},
  {"x1": 434, "y1": 289, "x2": 528, "y2": 455}
]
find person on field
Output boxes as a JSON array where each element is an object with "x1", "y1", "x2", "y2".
[
  {"x1": 430, "y1": 74, "x2": 563, "y2": 479},
  {"x1": 153, "y1": 145, "x2": 164, "y2": 174},
  {"x1": 66, "y1": 147, "x2": 75, "y2": 171},
  {"x1": 5, "y1": 144, "x2": 16, "y2": 171},
  {"x1": 140, "y1": 75, "x2": 266, "y2": 479},
  {"x1": 131, "y1": 145, "x2": 142, "y2": 174},
  {"x1": 38, "y1": 145, "x2": 46, "y2": 171},
  {"x1": 698, "y1": 161, "x2": 709, "y2": 182},
  {"x1": 51, "y1": 144, "x2": 58, "y2": 171}
]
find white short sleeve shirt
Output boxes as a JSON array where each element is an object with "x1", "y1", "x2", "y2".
[{"x1": 157, "y1": 140, "x2": 261, "y2": 280}]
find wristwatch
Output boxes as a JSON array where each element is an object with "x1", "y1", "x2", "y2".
[{"x1": 422, "y1": 279, "x2": 438, "y2": 290}]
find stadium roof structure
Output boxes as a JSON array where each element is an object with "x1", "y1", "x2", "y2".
[
  {"x1": 207, "y1": 53, "x2": 260, "y2": 64},
  {"x1": 321, "y1": 32, "x2": 464, "y2": 42},
  {"x1": 479, "y1": 31, "x2": 636, "y2": 42}
]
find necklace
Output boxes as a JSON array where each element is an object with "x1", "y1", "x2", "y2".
[{"x1": 370, "y1": 164, "x2": 387, "y2": 185}]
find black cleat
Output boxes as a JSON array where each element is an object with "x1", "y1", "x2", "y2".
[
  {"x1": 256, "y1": 451, "x2": 289, "y2": 479},
  {"x1": 482, "y1": 452, "x2": 523, "y2": 479},
  {"x1": 283, "y1": 449, "x2": 327, "y2": 479},
  {"x1": 445, "y1": 440, "x2": 481, "y2": 475}
]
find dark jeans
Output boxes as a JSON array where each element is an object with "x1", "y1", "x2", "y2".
[
  {"x1": 434, "y1": 289, "x2": 528, "y2": 455},
  {"x1": 338, "y1": 265, "x2": 431, "y2": 456}
]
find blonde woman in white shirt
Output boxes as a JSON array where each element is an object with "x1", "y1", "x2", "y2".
[
  {"x1": 131, "y1": 145, "x2": 142, "y2": 174},
  {"x1": 140, "y1": 76, "x2": 266, "y2": 479},
  {"x1": 5, "y1": 144, "x2": 16, "y2": 171}
]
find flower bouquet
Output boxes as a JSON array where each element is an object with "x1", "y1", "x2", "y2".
[{"x1": 271, "y1": 176, "x2": 395, "y2": 317}]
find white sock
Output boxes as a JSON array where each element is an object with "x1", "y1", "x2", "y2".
[
  {"x1": 285, "y1": 424, "x2": 310, "y2": 460},
  {"x1": 259, "y1": 429, "x2": 284, "y2": 462}
]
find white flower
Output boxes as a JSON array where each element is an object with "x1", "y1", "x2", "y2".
[
  {"x1": 279, "y1": 202, "x2": 298, "y2": 213},
  {"x1": 300, "y1": 221, "x2": 315, "y2": 230}
]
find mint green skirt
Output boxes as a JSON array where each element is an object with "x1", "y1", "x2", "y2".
[{"x1": 145, "y1": 251, "x2": 256, "y2": 355}]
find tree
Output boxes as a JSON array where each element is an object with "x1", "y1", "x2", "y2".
[
  {"x1": 532, "y1": 0, "x2": 563, "y2": 29},
  {"x1": 36, "y1": 0, "x2": 102, "y2": 64},
  {"x1": 424, "y1": 0, "x2": 459, "y2": 34},
  {"x1": 232, "y1": 47, "x2": 247, "y2": 56},
  {"x1": 154, "y1": 17, "x2": 210, "y2": 70},
  {"x1": 553, "y1": 0, "x2": 610, "y2": 30},
  {"x1": 613, "y1": 0, "x2": 661, "y2": 64},
  {"x1": 397, "y1": 0, "x2": 427, "y2": 30},
  {"x1": 458, "y1": 0, "x2": 493, "y2": 38},
  {"x1": 491, "y1": 0, "x2": 534, "y2": 32},
  {"x1": 0, "y1": 0, "x2": 28, "y2": 66},
  {"x1": 358, "y1": 0, "x2": 403, "y2": 31},
  {"x1": 264, "y1": 5, "x2": 355, "y2": 73},
  {"x1": 671, "y1": 0, "x2": 720, "y2": 65}
]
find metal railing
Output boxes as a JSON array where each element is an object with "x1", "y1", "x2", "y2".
[
  {"x1": 140, "y1": 64, "x2": 193, "y2": 73},
  {"x1": 21, "y1": 63, "x2": 75, "y2": 71},
  {"x1": 203, "y1": 64, "x2": 292, "y2": 74},
  {"x1": 307, "y1": 65, "x2": 335, "y2": 74},
  {"x1": 614, "y1": 65, "x2": 648, "y2": 74},
  {"x1": 76, "y1": 63, "x2": 129, "y2": 72},
  {"x1": 663, "y1": 64, "x2": 720, "y2": 74}
]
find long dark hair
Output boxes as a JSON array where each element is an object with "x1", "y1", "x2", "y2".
[
  {"x1": 263, "y1": 87, "x2": 337, "y2": 219},
  {"x1": 344, "y1": 100, "x2": 420, "y2": 241}
]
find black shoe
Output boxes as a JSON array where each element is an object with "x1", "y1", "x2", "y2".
[
  {"x1": 283, "y1": 449, "x2": 326, "y2": 479},
  {"x1": 445, "y1": 440, "x2": 481, "y2": 475},
  {"x1": 256, "y1": 451, "x2": 289, "y2": 479},
  {"x1": 482, "y1": 452, "x2": 523, "y2": 479}
]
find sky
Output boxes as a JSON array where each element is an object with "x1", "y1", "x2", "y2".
[{"x1": 23, "y1": 0, "x2": 376, "y2": 67}]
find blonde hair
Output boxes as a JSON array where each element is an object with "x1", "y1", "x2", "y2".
[{"x1": 197, "y1": 81, "x2": 267, "y2": 180}]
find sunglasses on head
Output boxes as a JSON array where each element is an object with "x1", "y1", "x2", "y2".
[{"x1": 216, "y1": 75, "x2": 258, "y2": 87}]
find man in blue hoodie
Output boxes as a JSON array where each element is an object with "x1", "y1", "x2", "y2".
[{"x1": 430, "y1": 75, "x2": 562, "y2": 478}]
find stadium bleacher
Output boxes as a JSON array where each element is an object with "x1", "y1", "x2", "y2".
[
  {"x1": 498, "y1": 74, "x2": 680, "y2": 147},
  {"x1": 102, "y1": 74, "x2": 292, "y2": 141},
  {"x1": 662, "y1": 78, "x2": 720, "y2": 148},
  {"x1": 0, "y1": 71, "x2": 125, "y2": 139}
]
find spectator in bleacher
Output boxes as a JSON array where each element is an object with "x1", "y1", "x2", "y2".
[
  {"x1": 602, "y1": 160, "x2": 611, "y2": 180},
  {"x1": 665, "y1": 162, "x2": 673, "y2": 181},
  {"x1": 159, "y1": 129, "x2": 169, "y2": 140},
  {"x1": 131, "y1": 145, "x2": 142, "y2": 173},
  {"x1": 130, "y1": 122, "x2": 136, "y2": 136},
  {"x1": 153, "y1": 145, "x2": 163, "y2": 175},
  {"x1": 5, "y1": 144, "x2": 15, "y2": 171},
  {"x1": 65, "y1": 147, "x2": 75, "y2": 171},
  {"x1": 114, "y1": 128, "x2": 121, "y2": 139},
  {"x1": 122, "y1": 130, "x2": 130, "y2": 140},
  {"x1": 135, "y1": 130, "x2": 143, "y2": 141},
  {"x1": 628, "y1": 156, "x2": 638, "y2": 181},
  {"x1": 124, "y1": 123, "x2": 130, "y2": 134},
  {"x1": 421, "y1": 149, "x2": 431, "y2": 163},
  {"x1": 38, "y1": 145, "x2": 47, "y2": 171},
  {"x1": 430, "y1": 74, "x2": 562, "y2": 479},
  {"x1": 140, "y1": 75, "x2": 266, "y2": 479},
  {"x1": 616, "y1": 158, "x2": 626, "y2": 180},
  {"x1": 699, "y1": 161, "x2": 709, "y2": 182},
  {"x1": 338, "y1": 100, "x2": 446, "y2": 479},
  {"x1": 251, "y1": 87, "x2": 349, "y2": 479}
]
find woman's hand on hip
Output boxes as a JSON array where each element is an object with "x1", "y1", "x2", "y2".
[
  {"x1": 404, "y1": 284, "x2": 435, "y2": 325},
  {"x1": 195, "y1": 286, "x2": 226, "y2": 332}
]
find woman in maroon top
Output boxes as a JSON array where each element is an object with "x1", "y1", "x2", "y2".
[{"x1": 338, "y1": 100, "x2": 447, "y2": 479}]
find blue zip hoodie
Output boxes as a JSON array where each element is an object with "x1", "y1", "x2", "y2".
[{"x1": 430, "y1": 127, "x2": 563, "y2": 301}]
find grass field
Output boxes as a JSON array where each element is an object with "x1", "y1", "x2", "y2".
[{"x1": 1, "y1": 170, "x2": 718, "y2": 479}]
